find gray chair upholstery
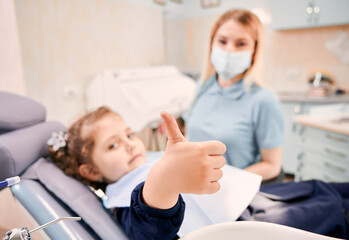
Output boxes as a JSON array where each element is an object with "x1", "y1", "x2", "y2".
[
  {"x1": 18, "y1": 158, "x2": 128, "y2": 239},
  {"x1": 0, "y1": 121, "x2": 64, "y2": 179},
  {"x1": 0, "y1": 91, "x2": 128, "y2": 239},
  {"x1": 0, "y1": 91, "x2": 46, "y2": 134}
]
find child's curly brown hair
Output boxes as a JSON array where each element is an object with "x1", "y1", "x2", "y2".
[{"x1": 48, "y1": 106, "x2": 118, "y2": 191}]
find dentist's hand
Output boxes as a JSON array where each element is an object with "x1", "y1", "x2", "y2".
[{"x1": 143, "y1": 111, "x2": 226, "y2": 209}]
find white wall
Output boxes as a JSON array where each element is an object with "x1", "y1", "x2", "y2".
[
  {"x1": 0, "y1": 0, "x2": 25, "y2": 95},
  {"x1": 12, "y1": 0, "x2": 274, "y2": 126},
  {"x1": 12, "y1": 0, "x2": 349, "y2": 127},
  {"x1": 15, "y1": 0, "x2": 165, "y2": 126}
]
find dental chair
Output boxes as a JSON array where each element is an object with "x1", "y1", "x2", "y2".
[
  {"x1": 0, "y1": 90, "x2": 344, "y2": 240},
  {"x1": 0, "y1": 91, "x2": 128, "y2": 239}
]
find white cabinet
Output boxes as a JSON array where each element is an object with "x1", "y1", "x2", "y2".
[
  {"x1": 271, "y1": 0, "x2": 349, "y2": 30},
  {"x1": 280, "y1": 101, "x2": 336, "y2": 174},
  {"x1": 295, "y1": 125, "x2": 349, "y2": 182},
  {"x1": 280, "y1": 102, "x2": 304, "y2": 174}
]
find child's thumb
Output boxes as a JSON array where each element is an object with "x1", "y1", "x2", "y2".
[{"x1": 160, "y1": 111, "x2": 186, "y2": 144}]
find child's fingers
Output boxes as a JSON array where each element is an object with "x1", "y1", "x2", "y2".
[
  {"x1": 200, "y1": 140, "x2": 226, "y2": 155},
  {"x1": 210, "y1": 168, "x2": 223, "y2": 182},
  {"x1": 206, "y1": 181, "x2": 221, "y2": 194},
  {"x1": 209, "y1": 155, "x2": 226, "y2": 169},
  {"x1": 157, "y1": 122, "x2": 167, "y2": 135},
  {"x1": 160, "y1": 111, "x2": 186, "y2": 143}
]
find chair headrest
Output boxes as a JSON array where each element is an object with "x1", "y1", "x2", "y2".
[
  {"x1": 0, "y1": 121, "x2": 65, "y2": 179},
  {"x1": 21, "y1": 158, "x2": 128, "y2": 239},
  {"x1": 0, "y1": 91, "x2": 46, "y2": 133}
]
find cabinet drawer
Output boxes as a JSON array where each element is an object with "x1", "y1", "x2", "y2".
[
  {"x1": 297, "y1": 158, "x2": 348, "y2": 183},
  {"x1": 298, "y1": 130, "x2": 349, "y2": 164},
  {"x1": 296, "y1": 164, "x2": 346, "y2": 182},
  {"x1": 298, "y1": 125, "x2": 349, "y2": 148},
  {"x1": 297, "y1": 149, "x2": 349, "y2": 182},
  {"x1": 298, "y1": 142, "x2": 349, "y2": 165},
  {"x1": 299, "y1": 150, "x2": 349, "y2": 177}
]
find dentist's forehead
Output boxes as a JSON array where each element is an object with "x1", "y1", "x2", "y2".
[{"x1": 215, "y1": 20, "x2": 251, "y2": 39}]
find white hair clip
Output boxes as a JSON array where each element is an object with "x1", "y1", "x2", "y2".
[{"x1": 47, "y1": 131, "x2": 68, "y2": 152}]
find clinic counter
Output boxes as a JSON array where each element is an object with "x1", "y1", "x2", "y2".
[
  {"x1": 277, "y1": 92, "x2": 349, "y2": 103},
  {"x1": 293, "y1": 113, "x2": 349, "y2": 136}
]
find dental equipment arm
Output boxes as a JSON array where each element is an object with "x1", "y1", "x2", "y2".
[{"x1": 2, "y1": 217, "x2": 81, "y2": 240}]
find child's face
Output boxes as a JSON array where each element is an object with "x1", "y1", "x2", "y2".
[
  {"x1": 212, "y1": 19, "x2": 255, "y2": 53},
  {"x1": 90, "y1": 113, "x2": 147, "y2": 183}
]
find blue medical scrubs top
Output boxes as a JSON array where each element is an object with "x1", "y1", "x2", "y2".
[{"x1": 183, "y1": 75, "x2": 284, "y2": 169}]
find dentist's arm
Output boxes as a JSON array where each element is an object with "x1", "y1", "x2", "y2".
[
  {"x1": 143, "y1": 111, "x2": 226, "y2": 209},
  {"x1": 244, "y1": 147, "x2": 282, "y2": 181}
]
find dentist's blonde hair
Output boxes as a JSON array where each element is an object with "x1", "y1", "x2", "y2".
[{"x1": 201, "y1": 9, "x2": 264, "y2": 89}]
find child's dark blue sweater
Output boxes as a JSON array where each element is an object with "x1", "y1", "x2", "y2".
[{"x1": 115, "y1": 182, "x2": 185, "y2": 240}]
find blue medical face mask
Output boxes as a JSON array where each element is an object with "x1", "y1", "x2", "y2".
[{"x1": 210, "y1": 47, "x2": 253, "y2": 81}]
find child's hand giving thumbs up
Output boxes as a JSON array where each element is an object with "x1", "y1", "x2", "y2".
[{"x1": 143, "y1": 111, "x2": 226, "y2": 209}]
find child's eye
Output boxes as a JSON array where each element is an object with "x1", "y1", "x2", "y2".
[
  {"x1": 109, "y1": 143, "x2": 119, "y2": 150},
  {"x1": 127, "y1": 133, "x2": 135, "y2": 139}
]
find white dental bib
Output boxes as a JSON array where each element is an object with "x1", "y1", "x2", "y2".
[{"x1": 103, "y1": 151, "x2": 261, "y2": 237}]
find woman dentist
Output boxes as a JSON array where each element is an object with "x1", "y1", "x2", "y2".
[{"x1": 183, "y1": 9, "x2": 284, "y2": 183}]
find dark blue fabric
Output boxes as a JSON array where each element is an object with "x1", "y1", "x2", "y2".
[
  {"x1": 114, "y1": 180, "x2": 349, "y2": 239},
  {"x1": 115, "y1": 182, "x2": 185, "y2": 240},
  {"x1": 238, "y1": 180, "x2": 349, "y2": 239}
]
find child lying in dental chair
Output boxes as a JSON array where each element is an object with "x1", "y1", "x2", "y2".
[
  {"x1": 48, "y1": 107, "x2": 349, "y2": 240},
  {"x1": 48, "y1": 106, "x2": 226, "y2": 239}
]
